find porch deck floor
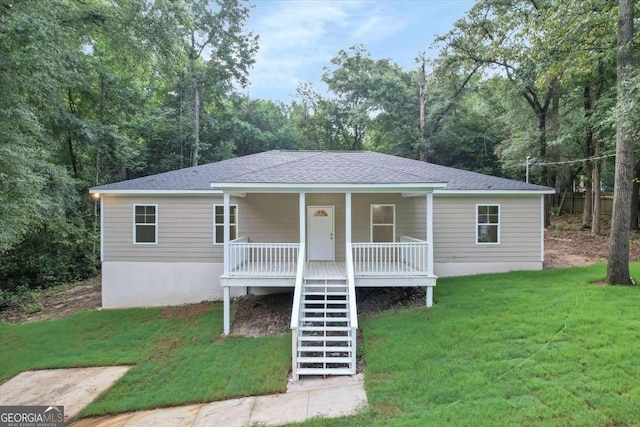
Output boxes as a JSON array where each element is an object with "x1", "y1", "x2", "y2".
[{"x1": 305, "y1": 262, "x2": 347, "y2": 279}]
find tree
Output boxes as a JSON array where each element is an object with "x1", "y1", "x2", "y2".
[
  {"x1": 607, "y1": 0, "x2": 636, "y2": 285},
  {"x1": 435, "y1": 0, "x2": 560, "y2": 185},
  {"x1": 179, "y1": 0, "x2": 258, "y2": 166}
]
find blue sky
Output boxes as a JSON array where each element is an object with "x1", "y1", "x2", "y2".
[{"x1": 244, "y1": 0, "x2": 475, "y2": 102}]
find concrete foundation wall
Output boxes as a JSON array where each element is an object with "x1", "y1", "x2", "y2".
[
  {"x1": 102, "y1": 261, "x2": 244, "y2": 308},
  {"x1": 435, "y1": 261, "x2": 542, "y2": 277}
]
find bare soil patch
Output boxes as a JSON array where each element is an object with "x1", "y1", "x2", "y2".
[
  {"x1": 230, "y1": 287, "x2": 424, "y2": 336},
  {"x1": 159, "y1": 301, "x2": 212, "y2": 320},
  {"x1": 1, "y1": 276, "x2": 102, "y2": 323},
  {"x1": 544, "y1": 215, "x2": 640, "y2": 269}
]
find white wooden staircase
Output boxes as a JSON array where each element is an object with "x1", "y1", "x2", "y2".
[
  {"x1": 294, "y1": 278, "x2": 356, "y2": 376},
  {"x1": 291, "y1": 246, "x2": 358, "y2": 380}
]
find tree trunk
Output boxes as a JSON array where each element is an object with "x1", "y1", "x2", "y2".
[
  {"x1": 417, "y1": 57, "x2": 426, "y2": 161},
  {"x1": 607, "y1": 0, "x2": 635, "y2": 285},
  {"x1": 190, "y1": 32, "x2": 200, "y2": 167},
  {"x1": 66, "y1": 89, "x2": 79, "y2": 178},
  {"x1": 582, "y1": 85, "x2": 594, "y2": 227},
  {"x1": 631, "y1": 162, "x2": 640, "y2": 230},
  {"x1": 583, "y1": 163, "x2": 593, "y2": 226},
  {"x1": 192, "y1": 77, "x2": 200, "y2": 167},
  {"x1": 592, "y1": 160, "x2": 601, "y2": 235},
  {"x1": 592, "y1": 133, "x2": 602, "y2": 235},
  {"x1": 537, "y1": 111, "x2": 552, "y2": 227}
]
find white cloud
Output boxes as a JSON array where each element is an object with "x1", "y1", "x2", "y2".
[{"x1": 246, "y1": 0, "x2": 411, "y2": 100}]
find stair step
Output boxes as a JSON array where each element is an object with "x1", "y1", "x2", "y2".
[
  {"x1": 304, "y1": 282, "x2": 347, "y2": 288},
  {"x1": 302, "y1": 308, "x2": 349, "y2": 313},
  {"x1": 299, "y1": 326, "x2": 352, "y2": 332},
  {"x1": 297, "y1": 346, "x2": 352, "y2": 352},
  {"x1": 298, "y1": 335, "x2": 352, "y2": 342},
  {"x1": 297, "y1": 357, "x2": 353, "y2": 364},
  {"x1": 304, "y1": 289, "x2": 347, "y2": 294},
  {"x1": 304, "y1": 291, "x2": 348, "y2": 296},
  {"x1": 295, "y1": 367, "x2": 355, "y2": 376},
  {"x1": 301, "y1": 317, "x2": 349, "y2": 322}
]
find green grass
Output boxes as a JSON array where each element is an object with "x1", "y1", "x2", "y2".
[
  {"x1": 2, "y1": 265, "x2": 639, "y2": 425},
  {"x1": 0, "y1": 303, "x2": 290, "y2": 416},
  {"x1": 298, "y1": 263, "x2": 640, "y2": 426}
]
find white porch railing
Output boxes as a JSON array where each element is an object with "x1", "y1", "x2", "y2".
[
  {"x1": 352, "y1": 236, "x2": 429, "y2": 276},
  {"x1": 229, "y1": 237, "x2": 300, "y2": 276}
]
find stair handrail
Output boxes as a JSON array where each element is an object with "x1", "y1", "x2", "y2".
[
  {"x1": 290, "y1": 242, "x2": 306, "y2": 329},
  {"x1": 346, "y1": 242, "x2": 358, "y2": 329},
  {"x1": 290, "y1": 243, "x2": 305, "y2": 380}
]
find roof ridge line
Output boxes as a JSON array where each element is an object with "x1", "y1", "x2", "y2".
[{"x1": 327, "y1": 151, "x2": 439, "y2": 182}]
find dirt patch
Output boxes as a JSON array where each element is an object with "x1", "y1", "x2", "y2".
[
  {"x1": 159, "y1": 301, "x2": 212, "y2": 320},
  {"x1": 355, "y1": 287, "x2": 424, "y2": 314},
  {"x1": 544, "y1": 215, "x2": 640, "y2": 269},
  {"x1": 230, "y1": 287, "x2": 425, "y2": 337},
  {"x1": 1, "y1": 276, "x2": 102, "y2": 323},
  {"x1": 231, "y1": 292, "x2": 293, "y2": 336}
]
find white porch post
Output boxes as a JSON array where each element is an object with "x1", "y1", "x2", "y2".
[
  {"x1": 223, "y1": 192, "x2": 231, "y2": 335},
  {"x1": 299, "y1": 192, "x2": 306, "y2": 245},
  {"x1": 426, "y1": 191, "x2": 434, "y2": 307},
  {"x1": 345, "y1": 192, "x2": 352, "y2": 246}
]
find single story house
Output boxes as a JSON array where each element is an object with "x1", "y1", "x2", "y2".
[{"x1": 90, "y1": 150, "x2": 554, "y2": 378}]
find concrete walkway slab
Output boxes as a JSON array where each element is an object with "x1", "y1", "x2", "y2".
[
  {"x1": 193, "y1": 397, "x2": 255, "y2": 427},
  {"x1": 0, "y1": 366, "x2": 130, "y2": 422},
  {"x1": 307, "y1": 383, "x2": 367, "y2": 418},
  {"x1": 249, "y1": 389, "x2": 309, "y2": 425},
  {"x1": 70, "y1": 374, "x2": 367, "y2": 427},
  {"x1": 124, "y1": 404, "x2": 202, "y2": 427}
]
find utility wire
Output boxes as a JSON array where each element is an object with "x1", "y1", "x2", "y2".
[{"x1": 533, "y1": 153, "x2": 616, "y2": 167}]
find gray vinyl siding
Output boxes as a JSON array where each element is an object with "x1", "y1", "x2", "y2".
[
  {"x1": 241, "y1": 193, "x2": 300, "y2": 243},
  {"x1": 433, "y1": 195, "x2": 541, "y2": 263},
  {"x1": 102, "y1": 192, "x2": 541, "y2": 265},
  {"x1": 103, "y1": 195, "x2": 224, "y2": 262}
]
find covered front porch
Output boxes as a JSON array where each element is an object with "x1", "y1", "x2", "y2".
[
  {"x1": 217, "y1": 190, "x2": 438, "y2": 330},
  {"x1": 214, "y1": 186, "x2": 441, "y2": 378}
]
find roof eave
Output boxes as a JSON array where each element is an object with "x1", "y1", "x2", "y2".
[
  {"x1": 89, "y1": 189, "x2": 222, "y2": 195},
  {"x1": 434, "y1": 189, "x2": 556, "y2": 195}
]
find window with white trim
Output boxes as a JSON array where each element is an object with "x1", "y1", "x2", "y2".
[
  {"x1": 214, "y1": 204, "x2": 238, "y2": 244},
  {"x1": 370, "y1": 204, "x2": 395, "y2": 242},
  {"x1": 477, "y1": 205, "x2": 500, "y2": 244},
  {"x1": 134, "y1": 204, "x2": 157, "y2": 244}
]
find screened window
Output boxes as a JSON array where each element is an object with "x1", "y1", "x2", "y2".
[
  {"x1": 477, "y1": 205, "x2": 500, "y2": 244},
  {"x1": 134, "y1": 205, "x2": 157, "y2": 244},
  {"x1": 371, "y1": 204, "x2": 395, "y2": 242},
  {"x1": 214, "y1": 205, "x2": 238, "y2": 244}
]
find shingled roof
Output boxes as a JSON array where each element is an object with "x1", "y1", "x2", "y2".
[{"x1": 91, "y1": 150, "x2": 552, "y2": 192}]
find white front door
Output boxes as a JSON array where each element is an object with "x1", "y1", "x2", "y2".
[{"x1": 308, "y1": 206, "x2": 334, "y2": 261}]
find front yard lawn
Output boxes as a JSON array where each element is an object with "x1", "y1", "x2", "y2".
[
  {"x1": 300, "y1": 263, "x2": 640, "y2": 426},
  {"x1": 0, "y1": 303, "x2": 290, "y2": 416},
  {"x1": 2, "y1": 264, "x2": 639, "y2": 425}
]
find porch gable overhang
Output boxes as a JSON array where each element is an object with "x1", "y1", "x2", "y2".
[{"x1": 209, "y1": 182, "x2": 448, "y2": 193}]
